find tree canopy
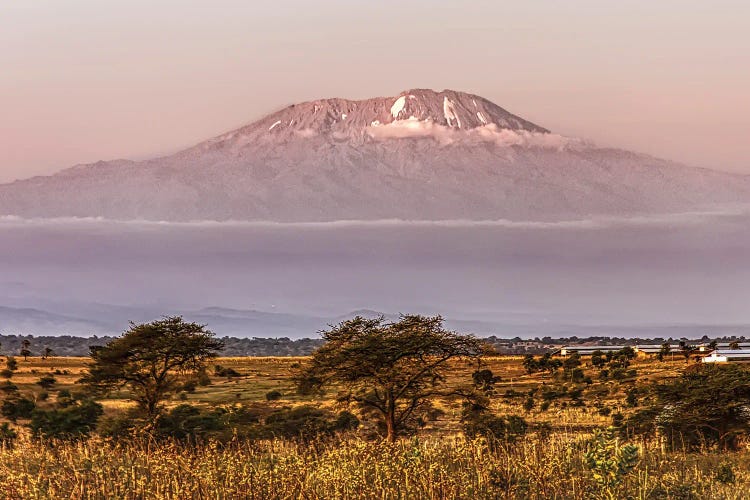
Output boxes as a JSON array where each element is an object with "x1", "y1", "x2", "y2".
[
  {"x1": 627, "y1": 364, "x2": 750, "y2": 450},
  {"x1": 81, "y1": 316, "x2": 224, "y2": 417},
  {"x1": 296, "y1": 315, "x2": 485, "y2": 442}
]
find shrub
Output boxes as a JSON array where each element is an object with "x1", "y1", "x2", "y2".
[
  {"x1": 0, "y1": 369, "x2": 13, "y2": 379},
  {"x1": 214, "y1": 365, "x2": 241, "y2": 378},
  {"x1": 611, "y1": 412, "x2": 624, "y2": 428},
  {"x1": 715, "y1": 461, "x2": 736, "y2": 484},
  {"x1": 181, "y1": 379, "x2": 198, "y2": 393},
  {"x1": 625, "y1": 388, "x2": 639, "y2": 407},
  {"x1": 262, "y1": 405, "x2": 359, "y2": 440},
  {"x1": 629, "y1": 364, "x2": 750, "y2": 450},
  {"x1": 196, "y1": 369, "x2": 212, "y2": 386},
  {"x1": 37, "y1": 374, "x2": 57, "y2": 389},
  {"x1": 30, "y1": 400, "x2": 103, "y2": 440},
  {"x1": 265, "y1": 390, "x2": 283, "y2": 401},
  {"x1": 1, "y1": 397, "x2": 36, "y2": 422},
  {"x1": 0, "y1": 381, "x2": 18, "y2": 394},
  {"x1": 463, "y1": 411, "x2": 528, "y2": 443},
  {"x1": 523, "y1": 397, "x2": 535, "y2": 413},
  {"x1": 584, "y1": 427, "x2": 639, "y2": 498},
  {"x1": 504, "y1": 389, "x2": 519, "y2": 398},
  {"x1": 0, "y1": 422, "x2": 17, "y2": 446},
  {"x1": 98, "y1": 409, "x2": 141, "y2": 439},
  {"x1": 155, "y1": 404, "x2": 225, "y2": 441},
  {"x1": 5, "y1": 357, "x2": 17, "y2": 371},
  {"x1": 570, "y1": 368, "x2": 585, "y2": 383},
  {"x1": 472, "y1": 369, "x2": 501, "y2": 394}
]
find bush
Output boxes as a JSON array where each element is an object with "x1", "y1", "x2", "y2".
[
  {"x1": 0, "y1": 381, "x2": 18, "y2": 394},
  {"x1": 197, "y1": 370, "x2": 212, "y2": 386},
  {"x1": 570, "y1": 368, "x2": 585, "y2": 383},
  {"x1": 1, "y1": 397, "x2": 36, "y2": 422},
  {"x1": 472, "y1": 369, "x2": 501, "y2": 394},
  {"x1": 261, "y1": 406, "x2": 359, "y2": 440},
  {"x1": 523, "y1": 397, "x2": 534, "y2": 413},
  {"x1": 0, "y1": 423, "x2": 17, "y2": 447},
  {"x1": 715, "y1": 462, "x2": 736, "y2": 484},
  {"x1": 155, "y1": 404, "x2": 225, "y2": 441},
  {"x1": 265, "y1": 390, "x2": 283, "y2": 401},
  {"x1": 5, "y1": 357, "x2": 17, "y2": 371},
  {"x1": 0, "y1": 369, "x2": 13, "y2": 379},
  {"x1": 30, "y1": 400, "x2": 103, "y2": 440},
  {"x1": 98, "y1": 412, "x2": 139, "y2": 440},
  {"x1": 214, "y1": 365, "x2": 241, "y2": 378},
  {"x1": 584, "y1": 427, "x2": 639, "y2": 497},
  {"x1": 181, "y1": 379, "x2": 198, "y2": 393},
  {"x1": 628, "y1": 364, "x2": 750, "y2": 450},
  {"x1": 611, "y1": 412, "x2": 624, "y2": 428},
  {"x1": 625, "y1": 388, "x2": 638, "y2": 407},
  {"x1": 463, "y1": 412, "x2": 528, "y2": 443},
  {"x1": 37, "y1": 374, "x2": 57, "y2": 389}
]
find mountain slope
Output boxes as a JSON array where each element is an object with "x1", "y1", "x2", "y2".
[{"x1": 1, "y1": 89, "x2": 748, "y2": 222}]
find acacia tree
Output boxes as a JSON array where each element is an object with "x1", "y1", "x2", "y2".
[
  {"x1": 627, "y1": 364, "x2": 750, "y2": 450},
  {"x1": 296, "y1": 315, "x2": 485, "y2": 442},
  {"x1": 19, "y1": 339, "x2": 31, "y2": 361},
  {"x1": 81, "y1": 316, "x2": 223, "y2": 418}
]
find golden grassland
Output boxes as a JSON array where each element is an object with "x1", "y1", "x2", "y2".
[
  {"x1": 1, "y1": 355, "x2": 749, "y2": 498},
  {"x1": 2, "y1": 431, "x2": 749, "y2": 498}
]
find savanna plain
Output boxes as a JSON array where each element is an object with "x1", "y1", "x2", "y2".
[{"x1": 0, "y1": 352, "x2": 748, "y2": 499}]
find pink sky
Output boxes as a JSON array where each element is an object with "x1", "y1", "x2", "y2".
[{"x1": 1, "y1": 1, "x2": 748, "y2": 183}]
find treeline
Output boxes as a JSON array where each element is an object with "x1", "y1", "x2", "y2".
[
  {"x1": 1, "y1": 333, "x2": 749, "y2": 358},
  {"x1": 0, "y1": 335, "x2": 324, "y2": 357}
]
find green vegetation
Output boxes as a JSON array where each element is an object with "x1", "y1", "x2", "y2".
[{"x1": 1, "y1": 315, "x2": 750, "y2": 497}]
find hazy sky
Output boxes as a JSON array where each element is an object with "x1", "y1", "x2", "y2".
[{"x1": 1, "y1": 0, "x2": 749, "y2": 183}]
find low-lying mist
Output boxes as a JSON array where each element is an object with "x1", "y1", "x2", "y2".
[{"x1": 1, "y1": 211, "x2": 749, "y2": 337}]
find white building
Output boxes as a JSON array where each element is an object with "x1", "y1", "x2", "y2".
[{"x1": 702, "y1": 350, "x2": 750, "y2": 363}]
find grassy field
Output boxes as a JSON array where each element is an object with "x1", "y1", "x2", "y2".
[
  {"x1": 2, "y1": 355, "x2": 684, "y2": 430},
  {"x1": 1, "y1": 355, "x2": 748, "y2": 498}
]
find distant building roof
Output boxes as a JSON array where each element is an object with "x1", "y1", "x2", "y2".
[
  {"x1": 560, "y1": 345, "x2": 626, "y2": 354},
  {"x1": 634, "y1": 344, "x2": 680, "y2": 352}
]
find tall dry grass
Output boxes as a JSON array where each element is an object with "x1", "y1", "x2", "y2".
[{"x1": 0, "y1": 433, "x2": 748, "y2": 499}]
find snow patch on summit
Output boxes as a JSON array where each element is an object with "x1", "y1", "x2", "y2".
[
  {"x1": 443, "y1": 97, "x2": 461, "y2": 128},
  {"x1": 390, "y1": 96, "x2": 407, "y2": 119}
]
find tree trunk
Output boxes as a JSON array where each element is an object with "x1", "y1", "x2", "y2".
[{"x1": 385, "y1": 390, "x2": 396, "y2": 442}]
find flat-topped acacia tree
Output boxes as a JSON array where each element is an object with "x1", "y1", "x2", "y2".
[
  {"x1": 296, "y1": 315, "x2": 485, "y2": 442},
  {"x1": 82, "y1": 316, "x2": 224, "y2": 418}
]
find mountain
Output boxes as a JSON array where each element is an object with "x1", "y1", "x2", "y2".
[
  {"x1": 1, "y1": 88, "x2": 748, "y2": 221},
  {"x1": 0, "y1": 306, "x2": 109, "y2": 335}
]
